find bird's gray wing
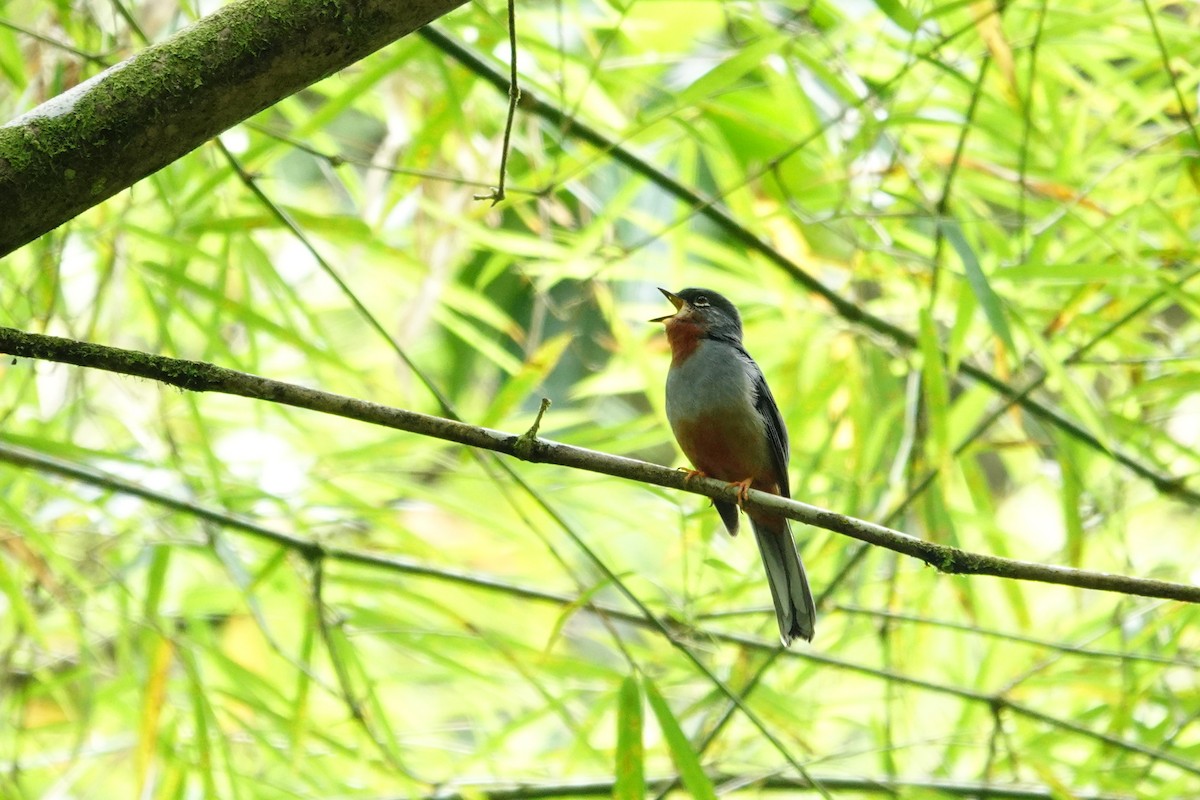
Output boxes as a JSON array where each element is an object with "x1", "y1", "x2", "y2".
[{"x1": 743, "y1": 349, "x2": 790, "y2": 499}]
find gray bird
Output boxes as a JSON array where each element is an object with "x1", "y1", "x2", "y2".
[{"x1": 653, "y1": 287, "x2": 816, "y2": 644}]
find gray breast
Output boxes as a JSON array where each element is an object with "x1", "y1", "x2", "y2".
[{"x1": 666, "y1": 340, "x2": 761, "y2": 424}]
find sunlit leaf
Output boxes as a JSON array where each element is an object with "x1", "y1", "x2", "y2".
[
  {"x1": 644, "y1": 678, "x2": 717, "y2": 800},
  {"x1": 614, "y1": 675, "x2": 645, "y2": 800},
  {"x1": 941, "y1": 218, "x2": 1016, "y2": 358}
]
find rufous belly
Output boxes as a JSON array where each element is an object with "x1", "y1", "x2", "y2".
[{"x1": 671, "y1": 411, "x2": 777, "y2": 491}]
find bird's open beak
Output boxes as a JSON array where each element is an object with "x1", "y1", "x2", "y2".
[{"x1": 650, "y1": 288, "x2": 686, "y2": 323}]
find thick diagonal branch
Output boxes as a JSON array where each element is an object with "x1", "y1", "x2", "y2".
[{"x1": 0, "y1": 0, "x2": 468, "y2": 256}]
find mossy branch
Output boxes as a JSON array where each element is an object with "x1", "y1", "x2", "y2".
[
  {"x1": 2, "y1": 325, "x2": 1198, "y2": 605},
  {"x1": 0, "y1": 0, "x2": 469, "y2": 256}
]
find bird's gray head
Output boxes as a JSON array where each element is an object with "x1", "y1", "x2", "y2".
[{"x1": 652, "y1": 287, "x2": 743, "y2": 343}]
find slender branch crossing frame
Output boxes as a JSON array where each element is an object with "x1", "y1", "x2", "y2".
[{"x1": 2, "y1": 325, "x2": 1196, "y2": 605}]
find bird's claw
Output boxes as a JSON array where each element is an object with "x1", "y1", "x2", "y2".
[
  {"x1": 729, "y1": 477, "x2": 753, "y2": 507},
  {"x1": 678, "y1": 467, "x2": 707, "y2": 484}
]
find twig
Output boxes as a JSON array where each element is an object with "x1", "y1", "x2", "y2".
[
  {"x1": 513, "y1": 397, "x2": 550, "y2": 461},
  {"x1": 474, "y1": 0, "x2": 520, "y2": 205}
]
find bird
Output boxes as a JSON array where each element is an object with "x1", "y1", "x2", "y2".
[{"x1": 653, "y1": 287, "x2": 816, "y2": 645}]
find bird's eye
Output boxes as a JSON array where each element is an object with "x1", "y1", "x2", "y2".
[{"x1": 695, "y1": 296, "x2": 710, "y2": 307}]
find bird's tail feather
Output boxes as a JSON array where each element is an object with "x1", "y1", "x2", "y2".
[{"x1": 750, "y1": 516, "x2": 816, "y2": 645}]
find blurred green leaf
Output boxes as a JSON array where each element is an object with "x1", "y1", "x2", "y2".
[
  {"x1": 918, "y1": 307, "x2": 951, "y2": 467},
  {"x1": 644, "y1": 678, "x2": 717, "y2": 800},
  {"x1": 872, "y1": 0, "x2": 920, "y2": 32},
  {"x1": 1019, "y1": 314, "x2": 1114, "y2": 453},
  {"x1": 1056, "y1": 433, "x2": 1086, "y2": 567},
  {"x1": 675, "y1": 35, "x2": 786, "y2": 109},
  {"x1": 614, "y1": 675, "x2": 645, "y2": 800},
  {"x1": 941, "y1": 218, "x2": 1017, "y2": 358}
]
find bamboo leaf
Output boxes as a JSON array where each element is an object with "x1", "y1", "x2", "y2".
[
  {"x1": 644, "y1": 678, "x2": 716, "y2": 800},
  {"x1": 918, "y1": 307, "x2": 952, "y2": 466},
  {"x1": 941, "y1": 218, "x2": 1016, "y2": 358},
  {"x1": 872, "y1": 0, "x2": 920, "y2": 32},
  {"x1": 614, "y1": 675, "x2": 645, "y2": 800},
  {"x1": 137, "y1": 635, "x2": 175, "y2": 797}
]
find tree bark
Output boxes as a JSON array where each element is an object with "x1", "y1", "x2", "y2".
[{"x1": 0, "y1": 0, "x2": 469, "y2": 257}]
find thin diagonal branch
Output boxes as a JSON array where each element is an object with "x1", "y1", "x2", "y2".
[
  {"x1": 418, "y1": 26, "x2": 1200, "y2": 507},
  {"x1": 1, "y1": 435, "x2": 1191, "y2": 778},
  {"x1": 411, "y1": 773, "x2": 1135, "y2": 800},
  {"x1": 1139, "y1": 0, "x2": 1200, "y2": 152},
  {"x1": 2, "y1": 326, "x2": 1198, "y2": 605}
]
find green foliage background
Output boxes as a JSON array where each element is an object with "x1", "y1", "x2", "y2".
[{"x1": 2, "y1": 0, "x2": 1200, "y2": 797}]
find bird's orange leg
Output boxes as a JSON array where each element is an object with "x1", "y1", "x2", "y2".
[
  {"x1": 678, "y1": 467, "x2": 707, "y2": 484},
  {"x1": 729, "y1": 477, "x2": 753, "y2": 507}
]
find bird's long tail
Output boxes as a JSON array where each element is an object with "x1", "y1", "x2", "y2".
[{"x1": 750, "y1": 515, "x2": 816, "y2": 645}]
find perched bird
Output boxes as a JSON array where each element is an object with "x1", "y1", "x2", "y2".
[{"x1": 653, "y1": 287, "x2": 816, "y2": 644}]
